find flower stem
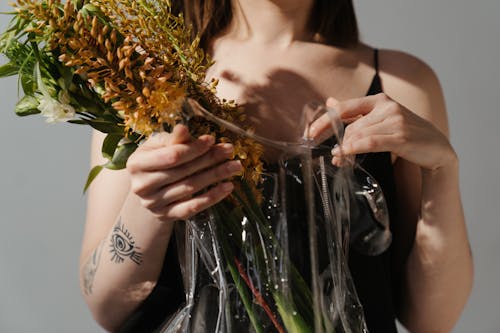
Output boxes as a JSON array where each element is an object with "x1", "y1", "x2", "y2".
[{"x1": 234, "y1": 257, "x2": 285, "y2": 333}]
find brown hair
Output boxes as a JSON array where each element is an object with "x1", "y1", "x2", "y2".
[{"x1": 173, "y1": 0, "x2": 359, "y2": 49}]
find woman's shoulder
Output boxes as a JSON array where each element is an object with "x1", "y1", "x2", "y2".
[
  {"x1": 375, "y1": 47, "x2": 448, "y2": 135},
  {"x1": 378, "y1": 49, "x2": 440, "y2": 87}
]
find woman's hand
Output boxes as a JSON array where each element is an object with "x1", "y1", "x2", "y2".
[
  {"x1": 310, "y1": 92, "x2": 472, "y2": 333},
  {"x1": 309, "y1": 93, "x2": 457, "y2": 170},
  {"x1": 126, "y1": 124, "x2": 242, "y2": 223}
]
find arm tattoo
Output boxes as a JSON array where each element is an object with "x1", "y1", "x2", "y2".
[
  {"x1": 82, "y1": 241, "x2": 104, "y2": 295},
  {"x1": 109, "y1": 218, "x2": 143, "y2": 265}
]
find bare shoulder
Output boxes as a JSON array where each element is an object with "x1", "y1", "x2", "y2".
[
  {"x1": 377, "y1": 49, "x2": 449, "y2": 135},
  {"x1": 378, "y1": 49, "x2": 441, "y2": 95}
]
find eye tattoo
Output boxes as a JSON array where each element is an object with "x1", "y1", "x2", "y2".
[{"x1": 109, "y1": 219, "x2": 143, "y2": 265}]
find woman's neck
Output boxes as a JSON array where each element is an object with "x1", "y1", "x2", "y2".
[{"x1": 227, "y1": 0, "x2": 315, "y2": 47}]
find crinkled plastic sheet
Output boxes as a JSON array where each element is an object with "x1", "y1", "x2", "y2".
[{"x1": 159, "y1": 100, "x2": 391, "y2": 333}]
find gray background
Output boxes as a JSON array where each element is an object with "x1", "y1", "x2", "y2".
[{"x1": 0, "y1": 1, "x2": 498, "y2": 332}]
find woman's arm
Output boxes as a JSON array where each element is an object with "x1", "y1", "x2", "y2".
[
  {"x1": 80, "y1": 125, "x2": 241, "y2": 331},
  {"x1": 81, "y1": 163, "x2": 175, "y2": 332},
  {"x1": 310, "y1": 50, "x2": 473, "y2": 332},
  {"x1": 381, "y1": 51, "x2": 473, "y2": 333},
  {"x1": 395, "y1": 155, "x2": 470, "y2": 333}
]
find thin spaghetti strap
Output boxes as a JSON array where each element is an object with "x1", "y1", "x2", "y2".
[
  {"x1": 374, "y1": 48, "x2": 380, "y2": 74},
  {"x1": 365, "y1": 48, "x2": 383, "y2": 96}
]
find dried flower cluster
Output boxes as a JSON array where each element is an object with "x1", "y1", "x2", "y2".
[
  {"x1": 9, "y1": 0, "x2": 264, "y2": 187},
  {"x1": 1, "y1": 4, "x2": 364, "y2": 332},
  {"x1": 16, "y1": 0, "x2": 186, "y2": 134}
]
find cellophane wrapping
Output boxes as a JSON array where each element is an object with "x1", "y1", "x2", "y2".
[{"x1": 159, "y1": 103, "x2": 392, "y2": 333}]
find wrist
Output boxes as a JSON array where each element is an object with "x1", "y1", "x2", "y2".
[
  {"x1": 122, "y1": 191, "x2": 176, "y2": 240},
  {"x1": 419, "y1": 151, "x2": 464, "y2": 231},
  {"x1": 422, "y1": 149, "x2": 459, "y2": 180}
]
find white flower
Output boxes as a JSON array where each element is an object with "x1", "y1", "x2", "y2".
[
  {"x1": 58, "y1": 89, "x2": 71, "y2": 105},
  {"x1": 36, "y1": 93, "x2": 76, "y2": 123},
  {"x1": 34, "y1": 62, "x2": 75, "y2": 123}
]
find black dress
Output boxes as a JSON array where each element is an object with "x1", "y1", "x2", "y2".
[{"x1": 119, "y1": 49, "x2": 401, "y2": 333}]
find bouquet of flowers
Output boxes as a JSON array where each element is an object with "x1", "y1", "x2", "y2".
[{"x1": 0, "y1": 1, "x2": 377, "y2": 332}]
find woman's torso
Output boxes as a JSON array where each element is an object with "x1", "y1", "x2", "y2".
[
  {"x1": 119, "y1": 42, "x2": 401, "y2": 333},
  {"x1": 206, "y1": 39, "x2": 380, "y2": 150}
]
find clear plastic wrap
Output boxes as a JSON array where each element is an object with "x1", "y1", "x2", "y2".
[{"x1": 159, "y1": 100, "x2": 391, "y2": 333}]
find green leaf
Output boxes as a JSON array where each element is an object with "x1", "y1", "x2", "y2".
[
  {"x1": 15, "y1": 95, "x2": 40, "y2": 116},
  {"x1": 84, "y1": 142, "x2": 137, "y2": 192},
  {"x1": 104, "y1": 142, "x2": 137, "y2": 170},
  {"x1": 68, "y1": 119, "x2": 87, "y2": 125},
  {"x1": 274, "y1": 294, "x2": 314, "y2": 333},
  {"x1": 84, "y1": 164, "x2": 104, "y2": 193},
  {"x1": 70, "y1": 0, "x2": 84, "y2": 10},
  {"x1": 72, "y1": 94, "x2": 105, "y2": 115},
  {"x1": 226, "y1": 258, "x2": 265, "y2": 333},
  {"x1": 0, "y1": 62, "x2": 18, "y2": 77},
  {"x1": 20, "y1": 71, "x2": 35, "y2": 95},
  {"x1": 102, "y1": 134, "x2": 123, "y2": 160},
  {"x1": 81, "y1": 3, "x2": 100, "y2": 15},
  {"x1": 81, "y1": 118, "x2": 124, "y2": 134},
  {"x1": 211, "y1": 206, "x2": 265, "y2": 333},
  {"x1": 57, "y1": 64, "x2": 74, "y2": 90}
]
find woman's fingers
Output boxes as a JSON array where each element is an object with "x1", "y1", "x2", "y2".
[
  {"x1": 159, "y1": 182, "x2": 235, "y2": 222},
  {"x1": 144, "y1": 124, "x2": 191, "y2": 147},
  {"x1": 309, "y1": 94, "x2": 386, "y2": 142},
  {"x1": 169, "y1": 124, "x2": 193, "y2": 144},
  {"x1": 342, "y1": 134, "x2": 400, "y2": 156},
  {"x1": 160, "y1": 160, "x2": 242, "y2": 205},
  {"x1": 321, "y1": 93, "x2": 456, "y2": 170},
  {"x1": 332, "y1": 133, "x2": 398, "y2": 167},
  {"x1": 130, "y1": 143, "x2": 234, "y2": 196},
  {"x1": 343, "y1": 108, "x2": 396, "y2": 142},
  {"x1": 306, "y1": 97, "x2": 340, "y2": 141},
  {"x1": 125, "y1": 124, "x2": 245, "y2": 221},
  {"x1": 128, "y1": 133, "x2": 215, "y2": 172},
  {"x1": 140, "y1": 160, "x2": 243, "y2": 212},
  {"x1": 336, "y1": 93, "x2": 386, "y2": 120}
]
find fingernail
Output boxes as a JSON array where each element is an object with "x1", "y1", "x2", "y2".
[
  {"x1": 221, "y1": 182, "x2": 234, "y2": 192},
  {"x1": 198, "y1": 134, "x2": 214, "y2": 144},
  {"x1": 204, "y1": 136, "x2": 215, "y2": 145},
  {"x1": 308, "y1": 125, "x2": 316, "y2": 138},
  {"x1": 331, "y1": 144, "x2": 340, "y2": 156},
  {"x1": 228, "y1": 160, "x2": 243, "y2": 173},
  {"x1": 221, "y1": 143, "x2": 233, "y2": 154}
]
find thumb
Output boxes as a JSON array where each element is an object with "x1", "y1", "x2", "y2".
[
  {"x1": 143, "y1": 124, "x2": 192, "y2": 148},
  {"x1": 306, "y1": 97, "x2": 340, "y2": 143},
  {"x1": 309, "y1": 97, "x2": 339, "y2": 143},
  {"x1": 169, "y1": 124, "x2": 192, "y2": 145}
]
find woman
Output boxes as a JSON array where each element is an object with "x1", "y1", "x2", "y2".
[{"x1": 80, "y1": 0, "x2": 473, "y2": 332}]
